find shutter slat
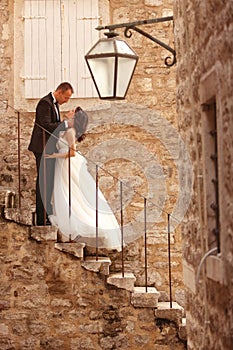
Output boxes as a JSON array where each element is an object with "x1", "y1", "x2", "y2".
[
  {"x1": 77, "y1": 0, "x2": 99, "y2": 97},
  {"x1": 24, "y1": 1, "x2": 33, "y2": 97},
  {"x1": 47, "y1": 0, "x2": 62, "y2": 90}
]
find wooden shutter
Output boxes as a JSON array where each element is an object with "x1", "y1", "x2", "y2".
[
  {"x1": 61, "y1": 0, "x2": 99, "y2": 97},
  {"x1": 24, "y1": 0, "x2": 99, "y2": 98}
]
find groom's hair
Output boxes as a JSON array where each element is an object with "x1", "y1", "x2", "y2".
[
  {"x1": 74, "y1": 107, "x2": 89, "y2": 142},
  {"x1": 56, "y1": 82, "x2": 74, "y2": 94}
]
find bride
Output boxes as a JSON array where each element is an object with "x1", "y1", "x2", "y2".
[{"x1": 44, "y1": 107, "x2": 122, "y2": 251}]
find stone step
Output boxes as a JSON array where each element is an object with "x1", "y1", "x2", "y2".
[
  {"x1": 107, "y1": 272, "x2": 136, "y2": 292},
  {"x1": 81, "y1": 257, "x2": 112, "y2": 275},
  {"x1": 57, "y1": 230, "x2": 73, "y2": 243},
  {"x1": 154, "y1": 301, "x2": 184, "y2": 325},
  {"x1": 30, "y1": 226, "x2": 58, "y2": 242},
  {"x1": 55, "y1": 242, "x2": 86, "y2": 259},
  {"x1": 4, "y1": 207, "x2": 33, "y2": 226},
  {"x1": 131, "y1": 286, "x2": 160, "y2": 308}
]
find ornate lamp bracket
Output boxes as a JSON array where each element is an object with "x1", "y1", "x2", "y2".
[{"x1": 96, "y1": 16, "x2": 176, "y2": 67}]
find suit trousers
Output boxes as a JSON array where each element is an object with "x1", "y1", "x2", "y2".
[{"x1": 34, "y1": 152, "x2": 55, "y2": 225}]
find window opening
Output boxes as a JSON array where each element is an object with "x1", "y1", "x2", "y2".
[{"x1": 203, "y1": 99, "x2": 220, "y2": 253}]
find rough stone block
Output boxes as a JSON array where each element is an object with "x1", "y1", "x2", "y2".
[
  {"x1": 30, "y1": 226, "x2": 58, "y2": 241},
  {"x1": 107, "y1": 272, "x2": 136, "y2": 292},
  {"x1": 0, "y1": 189, "x2": 16, "y2": 208},
  {"x1": 131, "y1": 286, "x2": 160, "y2": 307},
  {"x1": 55, "y1": 242, "x2": 86, "y2": 259},
  {"x1": 206, "y1": 255, "x2": 224, "y2": 284},
  {"x1": 0, "y1": 323, "x2": 9, "y2": 336},
  {"x1": 179, "y1": 318, "x2": 187, "y2": 341},
  {"x1": 4, "y1": 207, "x2": 32, "y2": 226},
  {"x1": 81, "y1": 257, "x2": 111, "y2": 275},
  {"x1": 57, "y1": 230, "x2": 71, "y2": 243},
  {"x1": 155, "y1": 301, "x2": 184, "y2": 325}
]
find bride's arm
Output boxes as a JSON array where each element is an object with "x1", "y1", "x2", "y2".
[
  {"x1": 44, "y1": 152, "x2": 71, "y2": 159},
  {"x1": 65, "y1": 128, "x2": 76, "y2": 157}
]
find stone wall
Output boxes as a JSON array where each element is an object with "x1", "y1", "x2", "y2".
[
  {"x1": 2, "y1": 102, "x2": 188, "y2": 299},
  {"x1": 0, "y1": 218, "x2": 187, "y2": 350},
  {"x1": 0, "y1": 1, "x2": 188, "y2": 348},
  {"x1": 174, "y1": 0, "x2": 233, "y2": 349},
  {"x1": 0, "y1": 1, "x2": 185, "y2": 290},
  {"x1": 0, "y1": 0, "x2": 15, "y2": 188},
  {"x1": 110, "y1": 0, "x2": 176, "y2": 123},
  {"x1": 1, "y1": 0, "x2": 177, "y2": 198}
]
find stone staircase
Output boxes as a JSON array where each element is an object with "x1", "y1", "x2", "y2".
[
  {"x1": 30, "y1": 225, "x2": 186, "y2": 341},
  {"x1": 0, "y1": 188, "x2": 187, "y2": 343}
]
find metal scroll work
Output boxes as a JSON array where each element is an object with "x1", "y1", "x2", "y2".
[{"x1": 96, "y1": 16, "x2": 176, "y2": 67}]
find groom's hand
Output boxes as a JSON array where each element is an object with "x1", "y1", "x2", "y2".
[
  {"x1": 67, "y1": 118, "x2": 74, "y2": 128},
  {"x1": 64, "y1": 110, "x2": 75, "y2": 128}
]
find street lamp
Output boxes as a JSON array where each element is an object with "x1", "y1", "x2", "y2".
[
  {"x1": 85, "y1": 16, "x2": 176, "y2": 100},
  {"x1": 85, "y1": 32, "x2": 138, "y2": 100}
]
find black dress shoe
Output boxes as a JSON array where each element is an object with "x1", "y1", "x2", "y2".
[{"x1": 46, "y1": 219, "x2": 51, "y2": 226}]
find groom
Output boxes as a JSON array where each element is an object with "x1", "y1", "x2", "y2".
[{"x1": 28, "y1": 82, "x2": 74, "y2": 226}]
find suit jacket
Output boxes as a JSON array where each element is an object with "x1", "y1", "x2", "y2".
[{"x1": 28, "y1": 92, "x2": 66, "y2": 154}]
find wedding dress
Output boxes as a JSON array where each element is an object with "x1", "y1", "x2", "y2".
[{"x1": 48, "y1": 132, "x2": 122, "y2": 251}]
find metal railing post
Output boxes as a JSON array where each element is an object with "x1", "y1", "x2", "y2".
[
  {"x1": 120, "y1": 181, "x2": 125, "y2": 277},
  {"x1": 17, "y1": 112, "x2": 21, "y2": 208},
  {"x1": 168, "y1": 213, "x2": 172, "y2": 308},
  {"x1": 68, "y1": 147, "x2": 71, "y2": 241},
  {"x1": 144, "y1": 198, "x2": 148, "y2": 292},
  {"x1": 95, "y1": 165, "x2": 99, "y2": 261},
  {"x1": 68, "y1": 147, "x2": 71, "y2": 218}
]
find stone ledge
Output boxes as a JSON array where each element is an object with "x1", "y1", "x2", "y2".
[
  {"x1": 55, "y1": 242, "x2": 86, "y2": 259},
  {"x1": 81, "y1": 257, "x2": 111, "y2": 275},
  {"x1": 155, "y1": 302, "x2": 184, "y2": 325},
  {"x1": 206, "y1": 255, "x2": 225, "y2": 285},
  {"x1": 4, "y1": 208, "x2": 33, "y2": 226},
  {"x1": 131, "y1": 286, "x2": 160, "y2": 308},
  {"x1": 30, "y1": 226, "x2": 58, "y2": 241},
  {"x1": 179, "y1": 317, "x2": 187, "y2": 341},
  {"x1": 107, "y1": 272, "x2": 136, "y2": 292},
  {"x1": 182, "y1": 259, "x2": 196, "y2": 294}
]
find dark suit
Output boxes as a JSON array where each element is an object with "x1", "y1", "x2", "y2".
[{"x1": 28, "y1": 92, "x2": 66, "y2": 225}]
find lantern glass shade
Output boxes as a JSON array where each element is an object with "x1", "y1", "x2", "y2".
[{"x1": 85, "y1": 36, "x2": 138, "y2": 100}]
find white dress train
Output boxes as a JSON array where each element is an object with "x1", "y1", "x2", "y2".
[{"x1": 49, "y1": 132, "x2": 122, "y2": 251}]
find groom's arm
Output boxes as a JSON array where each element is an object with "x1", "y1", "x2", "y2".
[{"x1": 36, "y1": 99, "x2": 63, "y2": 133}]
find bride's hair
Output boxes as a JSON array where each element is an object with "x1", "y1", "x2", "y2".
[{"x1": 74, "y1": 107, "x2": 88, "y2": 142}]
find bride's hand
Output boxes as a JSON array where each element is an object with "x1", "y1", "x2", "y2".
[{"x1": 44, "y1": 153, "x2": 55, "y2": 158}]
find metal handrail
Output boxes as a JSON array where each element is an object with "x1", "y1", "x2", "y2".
[
  {"x1": 95, "y1": 164, "x2": 99, "y2": 260},
  {"x1": 144, "y1": 198, "x2": 148, "y2": 292},
  {"x1": 1, "y1": 100, "x2": 177, "y2": 305},
  {"x1": 17, "y1": 112, "x2": 21, "y2": 208},
  {"x1": 168, "y1": 213, "x2": 172, "y2": 307},
  {"x1": 120, "y1": 181, "x2": 125, "y2": 277}
]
